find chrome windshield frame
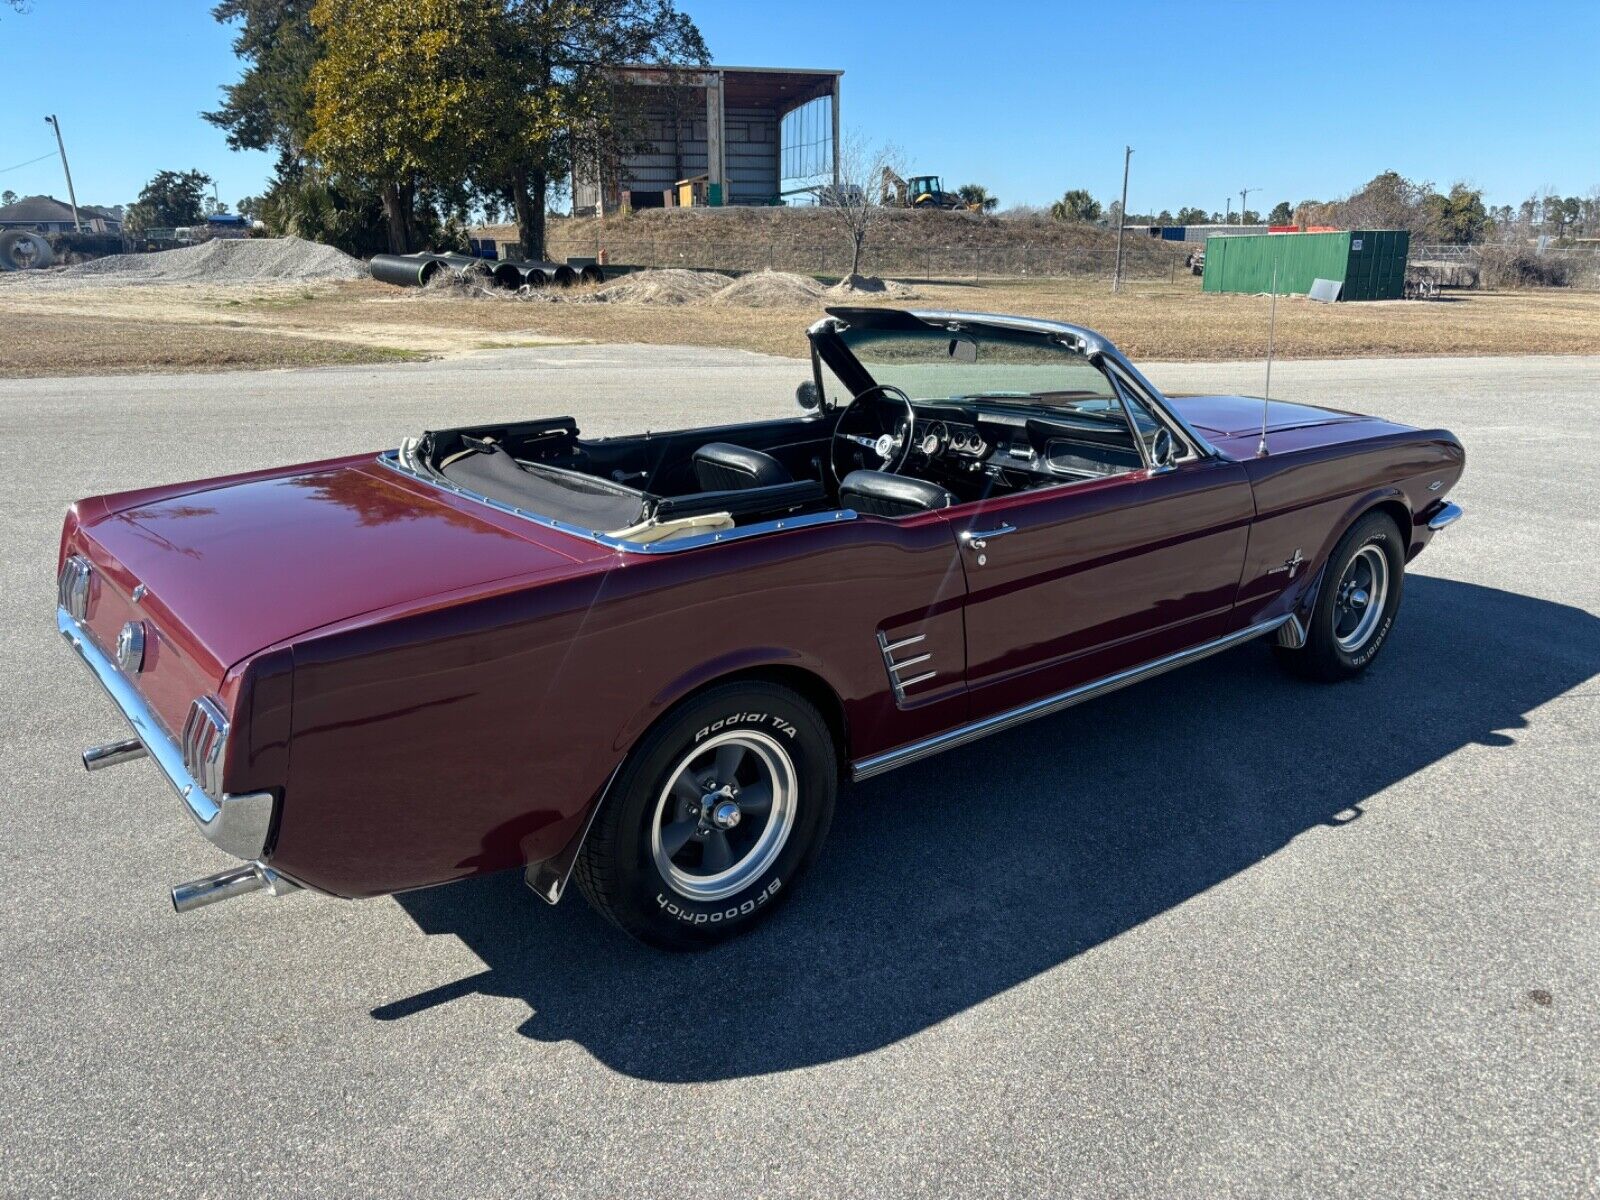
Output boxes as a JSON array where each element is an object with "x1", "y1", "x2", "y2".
[{"x1": 811, "y1": 308, "x2": 1221, "y2": 460}]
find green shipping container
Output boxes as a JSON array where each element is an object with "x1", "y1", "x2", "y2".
[{"x1": 1201, "y1": 230, "x2": 1409, "y2": 301}]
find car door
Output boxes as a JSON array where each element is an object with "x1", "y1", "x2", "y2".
[{"x1": 956, "y1": 456, "x2": 1255, "y2": 717}]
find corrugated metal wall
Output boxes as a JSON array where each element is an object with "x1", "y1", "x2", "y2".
[
  {"x1": 724, "y1": 107, "x2": 778, "y2": 203},
  {"x1": 1202, "y1": 231, "x2": 1409, "y2": 300},
  {"x1": 1340, "y1": 230, "x2": 1409, "y2": 301},
  {"x1": 605, "y1": 102, "x2": 779, "y2": 204}
]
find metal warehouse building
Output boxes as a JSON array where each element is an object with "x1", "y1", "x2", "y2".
[
  {"x1": 1202, "y1": 230, "x2": 1410, "y2": 301},
  {"x1": 572, "y1": 65, "x2": 841, "y2": 212}
]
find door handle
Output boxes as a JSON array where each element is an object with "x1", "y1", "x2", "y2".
[{"x1": 962, "y1": 523, "x2": 1017, "y2": 550}]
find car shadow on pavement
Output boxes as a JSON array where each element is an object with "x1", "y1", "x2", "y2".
[{"x1": 377, "y1": 576, "x2": 1599, "y2": 1081}]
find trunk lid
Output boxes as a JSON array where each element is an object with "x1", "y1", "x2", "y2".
[{"x1": 74, "y1": 456, "x2": 596, "y2": 676}]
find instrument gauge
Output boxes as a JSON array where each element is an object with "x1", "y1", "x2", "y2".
[{"x1": 920, "y1": 421, "x2": 947, "y2": 456}]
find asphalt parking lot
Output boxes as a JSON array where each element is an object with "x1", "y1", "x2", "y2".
[{"x1": 2, "y1": 348, "x2": 1596, "y2": 1198}]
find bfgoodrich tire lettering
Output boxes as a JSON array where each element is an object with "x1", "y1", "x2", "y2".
[
  {"x1": 574, "y1": 681, "x2": 836, "y2": 950},
  {"x1": 1277, "y1": 510, "x2": 1406, "y2": 681}
]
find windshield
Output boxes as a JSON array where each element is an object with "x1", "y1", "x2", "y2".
[{"x1": 837, "y1": 325, "x2": 1118, "y2": 410}]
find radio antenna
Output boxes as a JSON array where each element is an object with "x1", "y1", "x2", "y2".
[{"x1": 1258, "y1": 258, "x2": 1279, "y2": 457}]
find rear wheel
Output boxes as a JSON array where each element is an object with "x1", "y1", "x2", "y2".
[
  {"x1": 1277, "y1": 510, "x2": 1406, "y2": 681},
  {"x1": 574, "y1": 681, "x2": 836, "y2": 950}
]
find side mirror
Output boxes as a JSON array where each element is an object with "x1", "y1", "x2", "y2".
[
  {"x1": 1151, "y1": 428, "x2": 1177, "y2": 468},
  {"x1": 796, "y1": 379, "x2": 822, "y2": 411}
]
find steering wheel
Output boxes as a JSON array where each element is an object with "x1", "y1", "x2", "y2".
[{"x1": 830, "y1": 383, "x2": 916, "y2": 483}]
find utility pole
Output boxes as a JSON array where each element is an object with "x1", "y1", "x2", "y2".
[
  {"x1": 1240, "y1": 186, "x2": 1258, "y2": 226},
  {"x1": 1111, "y1": 145, "x2": 1132, "y2": 293},
  {"x1": 44, "y1": 114, "x2": 82, "y2": 232}
]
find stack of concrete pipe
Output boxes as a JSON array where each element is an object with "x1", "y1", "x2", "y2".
[
  {"x1": 369, "y1": 251, "x2": 599, "y2": 290},
  {"x1": 0, "y1": 230, "x2": 54, "y2": 271}
]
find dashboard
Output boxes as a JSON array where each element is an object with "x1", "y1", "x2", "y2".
[{"x1": 907, "y1": 400, "x2": 1147, "y2": 496}]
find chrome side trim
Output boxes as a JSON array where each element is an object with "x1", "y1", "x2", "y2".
[
  {"x1": 379, "y1": 447, "x2": 857, "y2": 555},
  {"x1": 876, "y1": 630, "x2": 938, "y2": 707},
  {"x1": 1427, "y1": 501, "x2": 1463, "y2": 532},
  {"x1": 851, "y1": 615, "x2": 1292, "y2": 781},
  {"x1": 59, "y1": 607, "x2": 273, "y2": 860}
]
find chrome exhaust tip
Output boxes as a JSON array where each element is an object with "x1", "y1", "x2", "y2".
[
  {"x1": 83, "y1": 738, "x2": 147, "y2": 771},
  {"x1": 171, "y1": 862, "x2": 300, "y2": 913}
]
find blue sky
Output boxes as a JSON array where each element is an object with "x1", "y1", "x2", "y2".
[{"x1": 2, "y1": 0, "x2": 1595, "y2": 214}]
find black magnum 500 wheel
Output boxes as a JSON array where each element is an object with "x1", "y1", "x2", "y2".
[
  {"x1": 1277, "y1": 510, "x2": 1406, "y2": 681},
  {"x1": 574, "y1": 681, "x2": 836, "y2": 950}
]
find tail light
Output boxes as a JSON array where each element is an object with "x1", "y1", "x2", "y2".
[
  {"x1": 58, "y1": 554, "x2": 92, "y2": 620},
  {"x1": 182, "y1": 696, "x2": 229, "y2": 799}
]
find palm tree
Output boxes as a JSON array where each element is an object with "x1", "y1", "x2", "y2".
[
  {"x1": 957, "y1": 183, "x2": 999, "y2": 213},
  {"x1": 1050, "y1": 189, "x2": 1101, "y2": 222}
]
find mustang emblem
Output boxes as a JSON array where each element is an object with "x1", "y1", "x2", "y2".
[{"x1": 1269, "y1": 549, "x2": 1306, "y2": 579}]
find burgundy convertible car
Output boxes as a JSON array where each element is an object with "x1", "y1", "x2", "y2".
[{"x1": 58, "y1": 308, "x2": 1463, "y2": 948}]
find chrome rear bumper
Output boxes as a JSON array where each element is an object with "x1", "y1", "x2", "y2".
[{"x1": 58, "y1": 606, "x2": 274, "y2": 861}]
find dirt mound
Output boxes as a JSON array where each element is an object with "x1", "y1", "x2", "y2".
[
  {"x1": 402, "y1": 265, "x2": 901, "y2": 309},
  {"x1": 589, "y1": 268, "x2": 730, "y2": 305},
  {"x1": 479, "y1": 206, "x2": 1189, "y2": 279},
  {"x1": 8, "y1": 237, "x2": 367, "y2": 290},
  {"x1": 828, "y1": 274, "x2": 914, "y2": 298},
  {"x1": 706, "y1": 269, "x2": 826, "y2": 307}
]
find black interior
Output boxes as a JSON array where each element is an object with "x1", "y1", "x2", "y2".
[{"x1": 417, "y1": 383, "x2": 1150, "y2": 539}]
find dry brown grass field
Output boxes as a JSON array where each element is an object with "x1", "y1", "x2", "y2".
[{"x1": 2, "y1": 272, "x2": 1598, "y2": 378}]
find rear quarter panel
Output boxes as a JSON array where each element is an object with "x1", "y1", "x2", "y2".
[{"x1": 271, "y1": 514, "x2": 968, "y2": 897}]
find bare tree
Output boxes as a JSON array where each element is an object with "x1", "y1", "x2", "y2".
[{"x1": 817, "y1": 132, "x2": 901, "y2": 280}]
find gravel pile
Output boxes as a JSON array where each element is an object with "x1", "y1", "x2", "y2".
[
  {"x1": 0, "y1": 237, "x2": 366, "y2": 290},
  {"x1": 587, "y1": 268, "x2": 732, "y2": 305},
  {"x1": 707, "y1": 270, "x2": 826, "y2": 307},
  {"x1": 393, "y1": 266, "x2": 917, "y2": 308}
]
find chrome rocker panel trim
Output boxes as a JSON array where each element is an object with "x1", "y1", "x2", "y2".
[
  {"x1": 850, "y1": 615, "x2": 1294, "y2": 781},
  {"x1": 58, "y1": 607, "x2": 273, "y2": 860},
  {"x1": 379, "y1": 447, "x2": 858, "y2": 555},
  {"x1": 1427, "y1": 501, "x2": 1463, "y2": 532}
]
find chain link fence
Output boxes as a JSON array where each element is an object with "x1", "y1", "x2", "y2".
[
  {"x1": 1410, "y1": 243, "x2": 1600, "y2": 289},
  {"x1": 548, "y1": 236, "x2": 1195, "y2": 282}
]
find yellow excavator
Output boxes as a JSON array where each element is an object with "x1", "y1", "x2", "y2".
[{"x1": 880, "y1": 169, "x2": 980, "y2": 211}]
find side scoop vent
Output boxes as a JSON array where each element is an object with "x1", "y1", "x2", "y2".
[
  {"x1": 181, "y1": 696, "x2": 229, "y2": 800},
  {"x1": 877, "y1": 631, "x2": 937, "y2": 707}
]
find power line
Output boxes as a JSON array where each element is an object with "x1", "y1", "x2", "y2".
[{"x1": 0, "y1": 150, "x2": 59, "y2": 175}]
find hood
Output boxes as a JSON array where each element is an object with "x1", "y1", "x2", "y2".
[
  {"x1": 80, "y1": 457, "x2": 594, "y2": 672},
  {"x1": 1166, "y1": 394, "x2": 1365, "y2": 438}
]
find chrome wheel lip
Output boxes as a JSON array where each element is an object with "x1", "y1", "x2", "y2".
[
  {"x1": 1334, "y1": 544, "x2": 1389, "y2": 653},
  {"x1": 651, "y1": 730, "x2": 797, "y2": 902}
]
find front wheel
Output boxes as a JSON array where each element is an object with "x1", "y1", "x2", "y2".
[
  {"x1": 1276, "y1": 510, "x2": 1406, "y2": 681},
  {"x1": 573, "y1": 681, "x2": 836, "y2": 950}
]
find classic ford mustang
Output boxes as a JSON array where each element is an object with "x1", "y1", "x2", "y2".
[{"x1": 58, "y1": 308, "x2": 1464, "y2": 948}]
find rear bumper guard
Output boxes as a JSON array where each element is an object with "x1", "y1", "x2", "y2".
[
  {"x1": 1426, "y1": 501, "x2": 1463, "y2": 532},
  {"x1": 58, "y1": 606, "x2": 275, "y2": 861}
]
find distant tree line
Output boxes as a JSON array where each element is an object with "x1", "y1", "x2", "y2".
[
  {"x1": 1028, "y1": 171, "x2": 1600, "y2": 247},
  {"x1": 203, "y1": 0, "x2": 707, "y2": 259}
]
